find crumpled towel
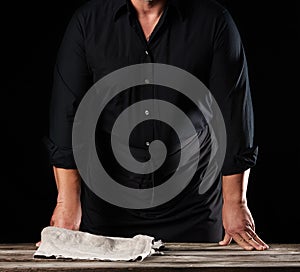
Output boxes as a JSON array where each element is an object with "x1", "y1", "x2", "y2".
[{"x1": 34, "y1": 227, "x2": 163, "y2": 261}]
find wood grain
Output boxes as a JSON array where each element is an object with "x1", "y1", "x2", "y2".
[{"x1": 0, "y1": 243, "x2": 299, "y2": 271}]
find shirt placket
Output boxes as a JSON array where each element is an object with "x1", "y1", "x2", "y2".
[{"x1": 128, "y1": 11, "x2": 169, "y2": 189}]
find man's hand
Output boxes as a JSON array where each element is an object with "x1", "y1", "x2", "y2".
[
  {"x1": 36, "y1": 167, "x2": 82, "y2": 247},
  {"x1": 50, "y1": 200, "x2": 82, "y2": 230},
  {"x1": 220, "y1": 170, "x2": 269, "y2": 251},
  {"x1": 36, "y1": 200, "x2": 81, "y2": 247},
  {"x1": 219, "y1": 200, "x2": 269, "y2": 250}
]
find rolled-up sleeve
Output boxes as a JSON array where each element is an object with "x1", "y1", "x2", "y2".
[
  {"x1": 209, "y1": 10, "x2": 258, "y2": 176},
  {"x1": 45, "y1": 9, "x2": 92, "y2": 169}
]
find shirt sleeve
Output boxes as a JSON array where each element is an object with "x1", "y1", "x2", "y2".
[
  {"x1": 45, "y1": 9, "x2": 92, "y2": 169},
  {"x1": 209, "y1": 10, "x2": 258, "y2": 176}
]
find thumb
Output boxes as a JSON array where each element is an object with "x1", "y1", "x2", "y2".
[{"x1": 219, "y1": 232, "x2": 232, "y2": 246}]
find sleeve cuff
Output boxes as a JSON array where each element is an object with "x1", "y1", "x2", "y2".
[
  {"x1": 222, "y1": 146, "x2": 258, "y2": 176},
  {"x1": 42, "y1": 137, "x2": 77, "y2": 169}
]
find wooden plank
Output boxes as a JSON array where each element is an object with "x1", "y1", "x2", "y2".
[
  {"x1": 164, "y1": 243, "x2": 300, "y2": 251},
  {"x1": 0, "y1": 244, "x2": 36, "y2": 250},
  {"x1": 0, "y1": 243, "x2": 299, "y2": 251},
  {"x1": 163, "y1": 251, "x2": 300, "y2": 256},
  {"x1": 1, "y1": 253, "x2": 299, "y2": 264},
  {"x1": 0, "y1": 244, "x2": 299, "y2": 272},
  {"x1": 1, "y1": 261, "x2": 300, "y2": 272}
]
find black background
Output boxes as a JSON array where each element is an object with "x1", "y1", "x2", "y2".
[{"x1": 1, "y1": 1, "x2": 299, "y2": 243}]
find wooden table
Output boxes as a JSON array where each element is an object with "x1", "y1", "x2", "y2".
[{"x1": 0, "y1": 243, "x2": 300, "y2": 271}]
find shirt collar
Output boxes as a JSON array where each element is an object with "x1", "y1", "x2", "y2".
[{"x1": 113, "y1": 0, "x2": 185, "y2": 22}]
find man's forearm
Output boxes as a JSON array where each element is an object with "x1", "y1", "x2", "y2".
[
  {"x1": 222, "y1": 169, "x2": 250, "y2": 204},
  {"x1": 220, "y1": 169, "x2": 269, "y2": 250},
  {"x1": 53, "y1": 166, "x2": 81, "y2": 203},
  {"x1": 49, "y1": 166, "x2": 82, "y2": 230}
]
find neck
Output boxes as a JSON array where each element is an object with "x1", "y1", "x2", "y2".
[{"x1": 130, "y1": 0, "x2": 167, "y2": 17}]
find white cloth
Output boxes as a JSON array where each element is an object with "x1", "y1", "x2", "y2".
[{"x1": 34, "y1": 227, "x2": 163, "y2": 261}]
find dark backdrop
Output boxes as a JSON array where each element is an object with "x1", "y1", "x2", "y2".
[{"x1": 1, "y1": 1, "x2": 299, "y2": 243}]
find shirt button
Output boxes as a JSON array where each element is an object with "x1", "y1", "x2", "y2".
[
  {"x1": 145, "y1": 50, "x2": 149, "y2": 55},
  {"x1": 145, "y1": 141, "x2": 150, "y2": 146},
  {"x1": 145, "y1": 110, "x2": 150, "y2": 116},
  {"x1": 145, "y1": 79, "x2": 150, "y2": 84}
]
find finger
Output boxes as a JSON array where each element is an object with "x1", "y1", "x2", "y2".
[
  {"x1": 232, "y1": 234, "x2": 254, "y2": 251},
  {"x1": 245, "y1": 228, "x2": 269, "y2": 249},
  {"x1": 240, "y1": 231, "x2": 265, "y2": 251},
  {"x1": 35, "y1": 241, "x2": 41, "y2": 247},
  {"x1": 252, "y1": 222, "x2": 256, "y2": 232},
  {"x1": 219, "y1": 232, "x2": 232, "y2": 246}
]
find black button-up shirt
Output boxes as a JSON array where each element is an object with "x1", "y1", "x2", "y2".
[{"x1": 45, "y1": 0, "x2": 258, "y2": 242}]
